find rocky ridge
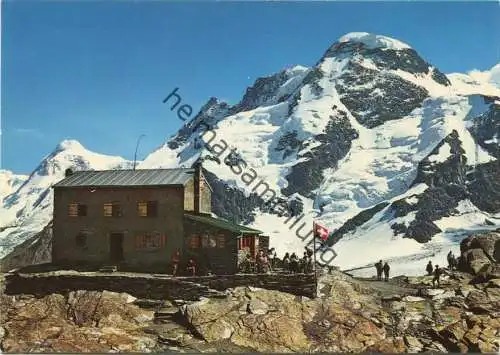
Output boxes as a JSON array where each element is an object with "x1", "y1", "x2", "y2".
[{"x1": 1, "y1": 230, "x2": 499, "y2": 353}]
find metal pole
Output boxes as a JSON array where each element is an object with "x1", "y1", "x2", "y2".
[
  {"x1": 133, "y1": 134, "x2": 146, "y2": 170},
  {"x1": 313, "y1": 224, "x2": 317, "y2": 269}
]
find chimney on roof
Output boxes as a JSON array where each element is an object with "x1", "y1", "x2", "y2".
[
  {"x1": 193, "y1": 161, "x2": 202, "y2": 214},
  {"x1": 65, "y1": 168, "x2": 73, "y2": 177}
]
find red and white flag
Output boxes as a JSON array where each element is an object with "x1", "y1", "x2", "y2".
[{"x1": 313, "y1": 221, "x2": 330, "y2": 241}]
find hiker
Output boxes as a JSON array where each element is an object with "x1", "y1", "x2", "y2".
[
  {"x1": 451, "y1": 255, "x2": 458, "y2": 271},
  {"x1": 432, "y1": 265, "x2": 443, "y2": 288},
  {"x1": 447, "y1": 251, "x2": 455, "y2": 271},
  {"x1": 426, "y1": 261, "x2": 433, "y2": 276},
  {"x1": 305, "y1": 254, "x2": 313, "y2": 273},
  {"x1": 171, "y1": 249, "x2": 180, "y2": 277},
  {"x1": 375, "y1": 260, "x2": 383, "y2": 280},
  {"x1": 272, "y1": 252, "x2": 278, "y2": 270},
  {"x1": 383, "y1": 262, "x2": 390, "y2": 282},
  {"x1": 282, "y1": 252, "x2": 290, "y2": 272},
  {"x1": 290, "y1": 253, "x2": 299, "y2": 273},
  {"x1": 186, "y1": 258, "x2": 196, "y2": 276},
  {"x1": 300, "y1": 252, "x2": 308, "y2": 273},
  {"x1": 256, "y1": 250, "x2": 270, "y2": 273},
  {"x1": 267, "y1": 248, "x2": 275, "y2": 270},
  {"x1": 239, "y1": 252, "x2": 250, "y2": 273}
]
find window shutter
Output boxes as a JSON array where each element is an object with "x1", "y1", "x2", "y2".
[
  {"x1": 78, "y1": 204, "x2": 87, "y2": 216},
  {"x1": 148, "y1": 201, "x2": 158, "y2": 217},
  {"x1": 112, "y1": 204, "x2": 122, "y2": 217}
]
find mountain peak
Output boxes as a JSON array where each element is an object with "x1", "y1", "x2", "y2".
[
  {"x1": 338, "y1": 32, "x2": 411, "y2": 50},
  {"x1": 55, "y1": 139, "x2": 85, "y2": 152}
]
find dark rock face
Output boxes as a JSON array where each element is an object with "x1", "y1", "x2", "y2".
[
  {"x1": 299, "y1": 67, "x2": 324, "y2": 97},
  {"x1": 335, "y1": 62, "x2": 429, "y2": 128},
  {"x1": 413, "y1": 129, "x2": 468, "y2": 187},
  {"x1": 168, "y1": 98, "x2": 231, "y2": 150},
  {"x1": 467, "y1": 160, "x2": 500, "y2": 213},
  {"x1": 283, "y1": 109, "x2": 358, "y2": 197},
  {"x1": 275, "y1": 131, "x2": 302, "y2": 160},
  {"x1": 468, "y1": 98, "x2": 500, "y2": 159},
  {"x1": 326, "y1": 202, "x2": 389, "y2": 246},
  {"x1": 203, "y1": 170, "x2": 264, "y2": 225},
  {"x1": 231, "y1": 69, "x2": 307, "y2": 114},
  {"x1": 342, "y1": 126, "x2": 498, "y2": 244},
  {"x1": 323, "y1": 41, "x2": 450, "y2": 86},
  {"x1": 387, "y1": 130, "x2": 470, "y2": 242},
  {"x1": 331, "y1": 124, "x2": 486, "y2": 243}
]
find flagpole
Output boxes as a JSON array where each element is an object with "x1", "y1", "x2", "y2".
[
  {"x1": 313, "y1": 221, "x2": 318, "y2": 295},
  {"x1": 313, "y1": 221, "x2": 317, "y2": 270}
]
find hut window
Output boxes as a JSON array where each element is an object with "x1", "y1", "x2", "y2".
[
  {"x1": 75, "y1": 232, "x2": 87, "y2": 247},
  {"x1": 201, "y1": 234, "x2": 209, "y2": 248},
  {"x1": 217, "y1": 235, "x2": 225, "y2": 248},
  {"x1": 188, "y1": 235, "x2": 200, "y2": 248},
  {"x1": 138, "y1": 201, "x2": 158, "y2": 217},
  {"x1": 136, "y1": 233, "x2": 162, "y2": 249},
  {"x1": 103, "y1": 203, "x2": 122, "y2": 217},
  {"x1": 208, "y1": 235, "x2": 217, "y2": 248},
  {"x1": 240, "y1": 236, "x2": 252, "y2": 249},
  {"x1": 69, "y1": 203, "x2": 87, "y2": 217},
  {"x1": 201, "y1": 233, "x2": 216, "y2": 248}
]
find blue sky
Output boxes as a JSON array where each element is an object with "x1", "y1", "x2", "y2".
[{"x1": 2, "y1": 1, "x2": 499, "y2": 174}]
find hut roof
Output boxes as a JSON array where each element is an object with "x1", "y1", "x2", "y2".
[{"x1": 184, "y1": 213, "x2": 263, "y2": 235}]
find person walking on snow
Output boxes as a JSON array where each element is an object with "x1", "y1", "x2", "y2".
[
  {"x1": 426, "y1": 261, "x2": 433, "y2": 276},
  {"x1": 383, "y1": 262, "x2": 390, "y2": 282},
  {"x1": 375, "y1": 260, "x2": 383, "y2": 281},
  {"x1": 447, "y1": 251, "x2": 455, "y2": 271},
  {"x1": 432, "y1": 265, "x2": 443, "y2": 288}
]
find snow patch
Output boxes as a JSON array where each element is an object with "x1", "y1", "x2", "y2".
[{"x1": 338, "y1": 32, "x2": 411, "y2": 50}]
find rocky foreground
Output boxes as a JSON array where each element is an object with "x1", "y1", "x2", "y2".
[{"x1": 0, "y1": 231, "x2": 499, "y2": 353}]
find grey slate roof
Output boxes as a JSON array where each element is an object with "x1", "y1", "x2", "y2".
[{"x1": 53, "y1": 168, "x2": 195, "y2": 188}]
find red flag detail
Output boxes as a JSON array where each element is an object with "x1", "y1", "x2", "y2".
[{"x1": 314, "y1": 222, "x2": 330, "y2": 241}]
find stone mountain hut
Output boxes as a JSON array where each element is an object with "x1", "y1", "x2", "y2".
[{"x1": 52, "y1": 164, "x2": 265, "y2": 274}]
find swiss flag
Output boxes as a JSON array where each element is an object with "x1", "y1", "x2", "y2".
[{"x1": 314, "y1": 222, "x2": 330, "y2": 241}]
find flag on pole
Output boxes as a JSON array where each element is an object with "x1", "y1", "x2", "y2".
[{"x1": 313, "y1": 221, "x2": 330, "y2": 241}]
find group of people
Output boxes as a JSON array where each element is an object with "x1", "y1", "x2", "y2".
[
  {"x1": 425, "y1": 251, "x2": 456, "y2": 287},
  {"x1": 239, "y1": 247, "x2": 315, "y2": 274},
  {"x1": 374, "y1": 260, "x2": 391, "y2": 281},
  {"x1": 171, "y1": 249, "x2": 197, "y2": 277},
  {"x1": 282, "y1": 247, "x2": 314, "y2": 273}
]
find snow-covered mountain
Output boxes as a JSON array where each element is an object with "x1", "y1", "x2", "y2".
[
  {"x1": 0, "y1": 140, "x2": 133, "y2": 259},
  {"x1": 1, "y1": 32, "x2": 499, "y2": 275},
  {"x1": 0, "y1": 170, "x2": 28, "y2": 202}
]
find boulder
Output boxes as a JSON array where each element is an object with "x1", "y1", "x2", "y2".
[
  {"x1": 402, "y1": 295, "x2": 425, "y2": 302},
  {"x1": 368, "y1": 337, "x2": 406, "y2": 352},
  {"x1": 421, "y1": 288, "x2": 445, "y2": 297},
  {"x1": 246, "y1": 299, "x2": 269, "y2": 315},
  {"x1": 460, "y1": 232, "x2": 500, "y2": 275},
  {"x1": 461, "y1": 231, "x2": 499, "y2": 261},
  {"x1": 466, "y1": 290, "x2": 497, "y2": 314},
  {"x1": 486, "y1": 278, "x2": 500, "y2": 288},
  {"x1": 403, "y1": 335, "x2": 424, "y2": 352},
  {"x1": 440, "y1": 321, "x2": 466, "y2": 346}
]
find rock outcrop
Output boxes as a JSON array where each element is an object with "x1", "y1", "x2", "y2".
[{"x1": 459, "y1": 229, "x2": 500, "y2": 279}]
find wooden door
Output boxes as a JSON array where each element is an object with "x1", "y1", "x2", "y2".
[{"x1": 109, "y1": 232, "x2": 124, "y2": 262}]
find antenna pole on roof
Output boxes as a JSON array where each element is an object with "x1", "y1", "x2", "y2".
[{"x1": 133, "y1": 134, "x2": 146, "y2": 171}]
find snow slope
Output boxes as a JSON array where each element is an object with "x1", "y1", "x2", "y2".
[{"x1": 0, "y1": 170, "x2": 28, "y2": 202}]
